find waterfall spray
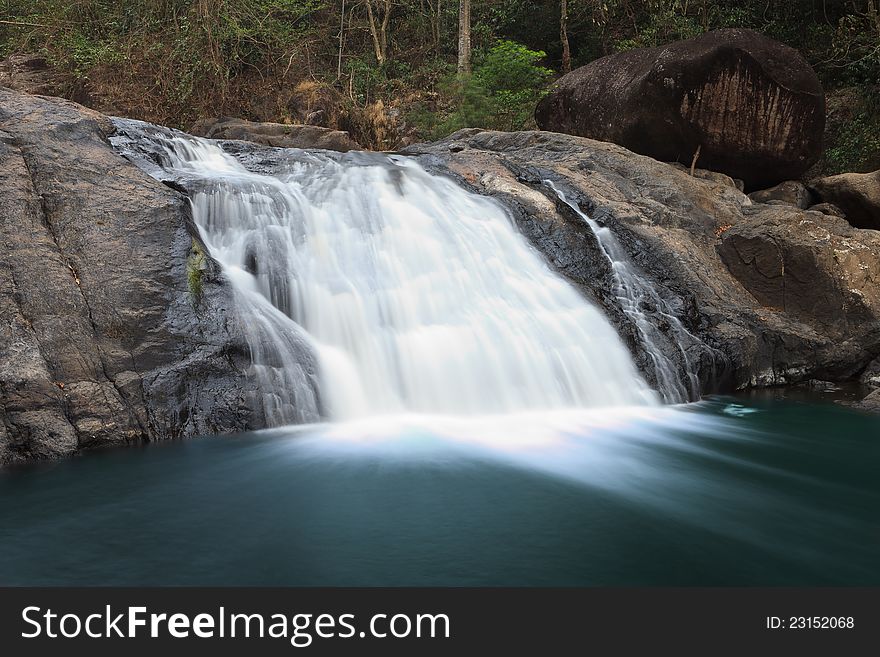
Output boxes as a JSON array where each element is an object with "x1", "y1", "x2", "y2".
[{"x1": 114, "y1": 120, "x2": 661, "y2": 423}]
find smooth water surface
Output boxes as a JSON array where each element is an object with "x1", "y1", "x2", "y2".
[{"x1": 1, "y1": 398, "x2": 877, "y2": 586}]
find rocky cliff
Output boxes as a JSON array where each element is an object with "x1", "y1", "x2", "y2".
[
  {"x1": 0, "y1": 89, "x2": 266, "y2": 465},
  {"x1": 2, "y1": 88, "x2": 878, "y2": 465}
]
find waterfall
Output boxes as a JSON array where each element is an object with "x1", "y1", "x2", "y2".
[
  {"x1": 112, "y1": 120, "x2": 660, "y2": 423},
  {"x1": 545, "y1": 180, "x2": 701, "y2": 403}
]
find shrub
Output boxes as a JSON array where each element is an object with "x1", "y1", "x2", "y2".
[
  {"x1": 432, "y1": 40, "x2": 553, "y2": 136},
  {"x1": 825, "y1": 91, "x2": 880, "y2": 174},
  {"x1": 187, "y1": 239, "x2": 207, "y2": 304}
]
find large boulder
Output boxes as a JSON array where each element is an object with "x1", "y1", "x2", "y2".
[
  {"x1": 0, "y1": 89, "x2": 277, "y2": 465},
  {"x1": 717, "y1": 207, "x2": 880, "y2": 336},
  {"x1": 535, "y1": 29, "x2": 824, "y2": 190},
  {"x1": 190, "y1": 117, "x2": 360, "y2": 152},
  {"x1": 406, "y1": 129, "x2": 880, "y2": 392},
  {"x1": 810, "y1": 170, "x2": 880, "y2": 230}
]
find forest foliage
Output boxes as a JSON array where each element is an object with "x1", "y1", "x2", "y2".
[{"x1": 1, "y1": 1, "x2": 878, "y2": 171}]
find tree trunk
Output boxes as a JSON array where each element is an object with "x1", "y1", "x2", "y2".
[
  {"x1": 380, "y1": 0, "x2": 391, "y2": 60},
  {"x1": 431, "y1": 0, "x2": 442, "y2": 47},
  {"x1": 365, "y1": 0, "x2": 392, "y2": 65},
  {"x1": 560, "y1": 0, "x2": 571, "y2": 74},
  {"x1": 457, "y1": 0, "x2": 471, "y2": 74},
  {"x1": 365, "y1": 0, "x2": 386, "y2": 65},
  {"x1": 337, "y1": 0, "x2": 346, "y2": 79}
]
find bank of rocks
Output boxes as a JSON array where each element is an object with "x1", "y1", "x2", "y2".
[{"x1": 406, "y1": 130, "x2": 880, "y2": 403}]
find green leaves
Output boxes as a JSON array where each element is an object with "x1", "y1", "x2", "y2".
[
  {"x1": 825, "y1": 92, "x2": 880, "y2": 175},
  {"x1": 438, "y1": 39, "x2": 553, "y2": 134}
]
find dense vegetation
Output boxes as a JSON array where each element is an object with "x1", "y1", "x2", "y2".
[{"x1": 1, "y1": 1, "x2": 878, "y2": 171}]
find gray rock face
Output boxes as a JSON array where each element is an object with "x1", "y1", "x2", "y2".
[
  {"x1": 810, "y1": 170, "x2": 880, "y2": 230},
  {"x1": 0, "y1": 89, "x2": 267, "y2": 465},
  {"x1": 748, "y1": 181, "x2": 814, "y2": 209},
  {"x1": 717, "y1": 209, "x2": 880, "y2": 339},
  {"x1": 190, "y1": 117, "x2": 360, "y2": 152},
  {"x1": 405, "y1": 130, "x2": 880, "y2": 393},
  {"x1": 855, "y1": 389, "x2": 880, "y2": 412},
  {"x1": 535, "y1": 29, "x2": 824, "y2": 190}
]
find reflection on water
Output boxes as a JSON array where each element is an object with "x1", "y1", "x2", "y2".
[{"x1": 1, "y1": 398, "x2": 877, "y2": 586}]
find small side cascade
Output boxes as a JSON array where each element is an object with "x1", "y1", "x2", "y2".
[{"x1": 545, "y1": 180, "x2": 702, "y2": 403}]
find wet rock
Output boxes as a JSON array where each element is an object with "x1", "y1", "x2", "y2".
[
  {"x1": 0, "y1": 89, "x2": 266, "y2": 465},
  {"x1": 810, "y1": 170, "x2": 880, "y2": 230},
  {"x1": 535, "y1": 29, "x2": 824, "y2": 190},
  {"x1": 855, "y1": 389, "x2": 880, "y2": 413}
]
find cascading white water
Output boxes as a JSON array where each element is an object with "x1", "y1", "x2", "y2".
[
  {"x1": 116, "y1": 123, "x2": 661, "y2": 422},
  {"x1": 545, "y1": 181, "x2": 700, "y2": 403}
]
